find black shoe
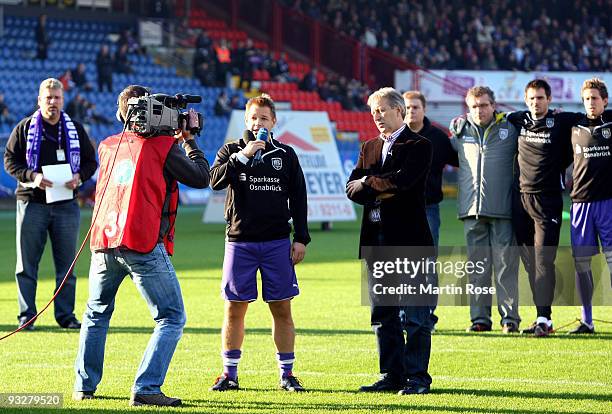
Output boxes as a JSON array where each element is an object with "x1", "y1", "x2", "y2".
[
  {"x1": 60, "y1": 319, "x2": 81, "y2": 329},
  {"x1": 466, "y1": 323, "x2": 491, "y2": 332},
  {"x1": 129, "y1": 392, "x2": 181, "y2": 407},
  {"x1": 359, "y1": 376, "x2": 404, "y2": 392},
  {"x1": 502, "y1": 322, "x2": 519, "y2": 334},
  {"x1": 210, "y1": 374, "x2": 239, "y2": 391},
  {"x1": 398, "y1": 382, "x2": 430, "y2": 395},
  {"x1": 533, "y1": 322, "x2": 552, "y2": 337},
  {"x1": 569, "y1": 322, "x2": 595, "y2": 334},
  {"x1": 280, "y1": 375, "x2": 305, "y2": 392},
  {"x1": 521, "y1": 320, "x2": 553, "y2": 336},
  {"x1": 18, "y1": 316, "x2": 35, "y2": 331},
  {"x1": 72, "y1": 391, "x2": 95, "y2": 401}
]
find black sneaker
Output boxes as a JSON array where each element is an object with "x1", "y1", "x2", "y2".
[
  {"x1": 569, "y1": 322, "x2": 595, "y2": 334},
  {"x1": 521, "y1": 321, "x2": 553, "y2": 336},
  {"x1": 398, "y1": 382, "x2": 430, "y2": 395},
  {"x1": 18, "y1": 316, "x2": 35, "y2": 331},
  {"x1": 502, "y1": 322, "x2": 519, "y2": 334},
  {"x1": 280, "y1": 375, "x2": 305, "y2": 392},
  {"x1": 534, "y1": 322, "x2": 553, "y2": 337},
  {"x1": 359, "y1": 376, "x2": 404, "y2": 392},
  {"x1": 210, "y1": 374, "x2": 239, "y2": 391},
  {"x1": 60, "y1": 318, "x2": 81, "y2": 329},
  {"x1": 466, "y1": 323, "x2": 491, "y2": 332},
  {"x1": 129, "y1": 392, "x2": 181, "y2": 407}
]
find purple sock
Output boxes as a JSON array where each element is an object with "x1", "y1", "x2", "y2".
[
  {"x1": 576, "y1": 271, "x2": 594, "y2": 325},
  {"x1": 276, "y1": 352, "x2": 295, "y2": 378},
  {"x1": 222, "y1": 349, "x2": 241, "y2": 380}
]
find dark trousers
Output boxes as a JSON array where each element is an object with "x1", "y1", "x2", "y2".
[
  {"x1": 513, "y1": 191, "x2": 563, "y2": 319},
  {"x1": 371, "y1": 305, "x2": 432, "y2": 387},
  {"x1": 97, "y1": 74, "x2": 113, "y2": 93},
  {"x1": 15, "y1": 200, "x2": 80, "y2": 325}
]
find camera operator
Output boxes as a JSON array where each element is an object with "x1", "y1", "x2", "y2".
[{"x1": 73, "y1": 85, "x2": 210, "y2": 407}]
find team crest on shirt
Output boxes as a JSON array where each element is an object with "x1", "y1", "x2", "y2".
[
  {"x1": 546, "y1": 118, "x2": 554, "y2": 128},
  {"x1": 602, "y1": 128, "x2": 611, "y2": 139},
  {"x1": 272, "y1": 157, "x2": 283, "y2": 170},
  {"x1": 499, "y1": 129, "x2": 508, "y2": 140}
]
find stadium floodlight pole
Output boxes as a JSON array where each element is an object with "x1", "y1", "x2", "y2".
[{"x1": 0, "y1": 109, "x2": 136, "y2": 342}]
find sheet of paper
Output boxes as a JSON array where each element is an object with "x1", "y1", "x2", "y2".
[{"x1": 41, "y1": 164, "x2": 74, "y2": 203}]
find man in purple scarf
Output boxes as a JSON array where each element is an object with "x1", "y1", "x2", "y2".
[{"x1": 4, "y1": 78, "x2": 97, "y2": 331}]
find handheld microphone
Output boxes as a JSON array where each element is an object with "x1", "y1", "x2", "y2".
[{"x1": 252, "y1": 127, "x2": 268, "y2": 166}]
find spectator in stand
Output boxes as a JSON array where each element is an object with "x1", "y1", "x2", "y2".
[
  {"x1": 0, "y1": 93, "x2": 15, "y2": 125},
  {"x1": 35, "y1": 14, "x2": 49, "y2": 60},
  {"x1": 214, "y1": 91, "x2": 232, "y2": 117},
  {"x1": 96, "y1": 45, "x2": 113, "y2": 93},
  {"x1": 72, "y1": 63, "x2": 93, "y2": 92},
  {"x1": 84, "y1": 102, "x2": 113, "y2": 126},
  {"x1": 270, "y1": 52, "x2": 292, "y2": 82},
  {"x1": 281, "y1": 0, "x2": 611, "y2": 72},
  {"x1": 299, "y1": 68, "x2": 318, "y2": 92},
  {"x1": 65, "y1": 93, "x2": 88, "y2": 125},
  {"x1": 214, "y1": 39, "x2": 232, "y2": 86},
  {"x1": 230, "y1": 94, "x2": 242, "y2": 109},
  {"x1": 114, "y1": 44, "x2": 133, "y2": 75},
  {"x1": 196, "y1": 30, "x2": 213, "y2": 51},
  {"x1": 58, "y1": 70, "x2": 75, "y2": 92},
  {"x1": 238, "y1": 39, "x2": 260, "y2": 90},
  {"x1": 195, "y1": 62, "x2": 216, "y2": 87},
  {"x1": 117, "y1": 28, "x2": 145, "y2": 55}
]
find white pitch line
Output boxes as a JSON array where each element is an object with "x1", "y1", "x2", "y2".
[{"x1": 13, "y1": 365, "x2": 609, "y2": 388}]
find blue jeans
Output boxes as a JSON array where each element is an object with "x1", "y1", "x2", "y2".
[
  {"x1": 74, "y1": 243, "x2": 186, "y2": 395},
  {"x1": 15, "y1": 199, "x2": 80, "y2": 325},
  {"x1": 425, "y1": 204, "x2": 441, "y2": 248}
]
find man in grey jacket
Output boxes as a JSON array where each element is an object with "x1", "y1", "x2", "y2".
[{"x1": 449, "y1": 86, "x2": 521, "y2": 333}]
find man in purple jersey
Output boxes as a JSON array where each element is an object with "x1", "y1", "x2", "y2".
[
  {"x1": 568, "y1": 78, "x2": 612, "y2": 334},
  {"x1": 209, "y1": 94, "x2": 310, "y2": 391}
]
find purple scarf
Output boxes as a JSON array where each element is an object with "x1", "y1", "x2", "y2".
[{"x1": 26, "y1": 109, "x2": 80, "y2": 173}]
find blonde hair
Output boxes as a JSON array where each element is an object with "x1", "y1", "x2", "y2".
[
  {"x1": 465, "y1": 86, "x2": 496, "y2": 104},
  {"x1": 581, "y1": 78, "x2": 608, "y2": 101},
  {"x1": 245, "y1": 93, "x2": 276, "y2": 119},
  {"x1": 38, "y1": 78, "x2": 63, "y2": 95}
]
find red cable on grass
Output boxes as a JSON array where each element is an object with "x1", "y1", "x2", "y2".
[{"x1": 0, "y1": 122, "x2": 131, "y2": 342}]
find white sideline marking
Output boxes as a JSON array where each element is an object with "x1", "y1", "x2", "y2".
[{"x1": 17, "y1": 365, "x2": 609, "y2": 388}]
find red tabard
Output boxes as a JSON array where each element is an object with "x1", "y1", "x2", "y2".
[{"x1": 90, "y1": 132, "x2": 179, "y2": 255}]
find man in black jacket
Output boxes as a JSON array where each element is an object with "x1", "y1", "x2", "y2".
[
  {"x1": 4, "y1": 78, "x2": 97, "y2": 330},
  {"x1": 95, "y1": 45, "x2": 113, "y2": 93},
  {"x1": 347, "y1": 87, "x2": 433, "y2": 395},
  {"x1": 404, "y1": 90, "x2": 458, "y2": 329},
  {"x1": 209, "y1": 94, "x2": 310, "y2": 393}
]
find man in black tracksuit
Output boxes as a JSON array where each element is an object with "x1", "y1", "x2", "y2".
[{"x1": 508, "y1": 79, "x2": 596, "y2": 336}]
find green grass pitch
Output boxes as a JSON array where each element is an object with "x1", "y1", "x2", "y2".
[{"x1": 0, "y1": 199, "x2": 610, "y2": 413}]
